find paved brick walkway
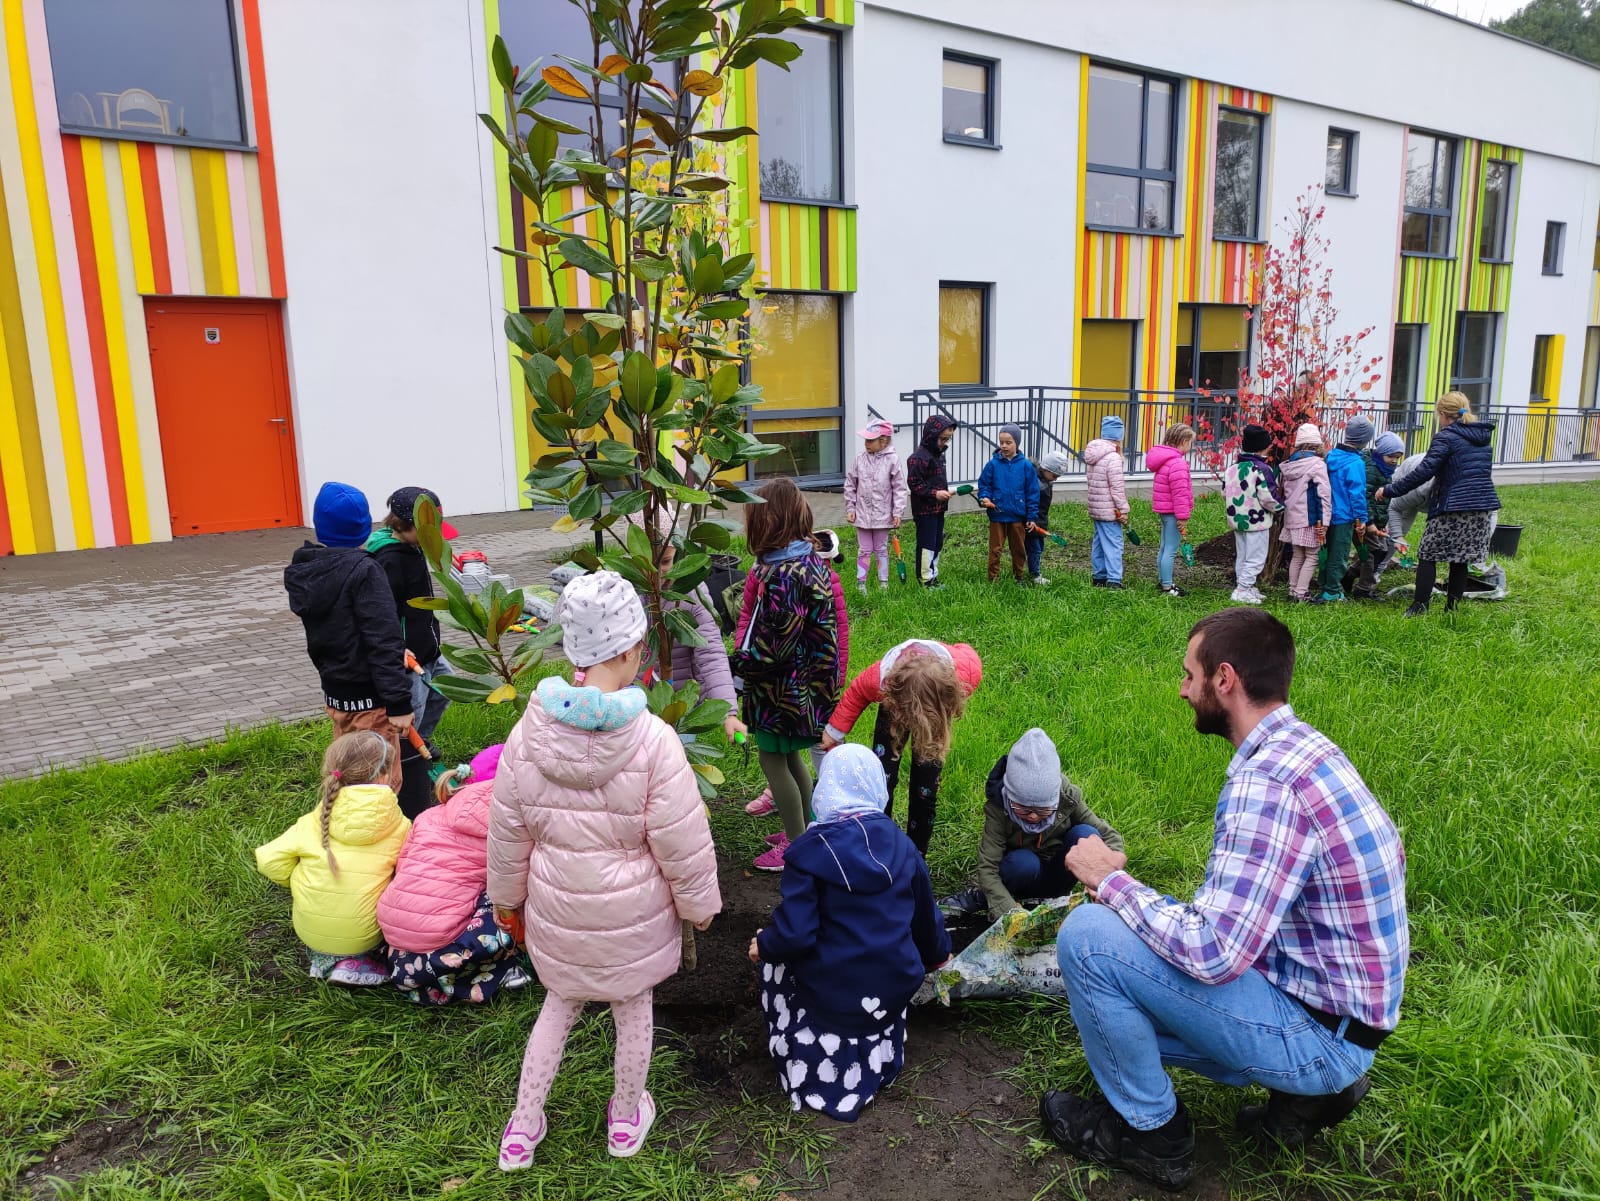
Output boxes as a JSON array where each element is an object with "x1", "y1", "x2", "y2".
[{"x1": 0, "y1": 494, "x2": 845, "y2": 778}]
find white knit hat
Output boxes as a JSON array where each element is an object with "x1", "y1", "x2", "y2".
[
  {"x1": 1295, "y1": 423, "x2": 1324, "y2": 447},
  {"x1": 556, "y1": 570, "x2": 647, "y2": 667}
]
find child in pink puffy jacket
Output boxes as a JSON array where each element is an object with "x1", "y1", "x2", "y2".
[
  {"x1": 844, "y1": 420, "x2": 908, "y2": 591},
  {"x1": 487, "y1": 572, "x2": 721, "y2": 1169},
  {"x1": 1146, "y1": 423, "x2": 1196, "y2": 597}
]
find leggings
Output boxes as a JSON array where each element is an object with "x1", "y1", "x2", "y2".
[
  {"x1": 1412, "y1": 559, "x2": 1472, "y2": 610},
  {"x1": 871, "y1": 706, "x2": 942, "y2": 855},
  {"x1": 855, "y1": 527, "x2": 891, "y2": 584},
  {"x1": 758, "y1": 748, "x2": 814, "y2": 840},
  {"x1": 1289, "y1": 545, "x2": 1319, "y2": 598},
  {"x1": 1157, "y1": 513, "x2": 1181, "y2": 587},
  {"x1": 508, "y1": 989, "x2": 653, "y2": 1132}
]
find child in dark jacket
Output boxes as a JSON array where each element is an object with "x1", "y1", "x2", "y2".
[
  {"x1": 1348, "y1": 430, "x2": 1405, "y2": 598},
  {"x1": 1026, "y1": 450, "x2": 1073, "y2": 586},
  {"x1": 750, "y1": 744, "x2": 950, "y2": 1122},
  {"x1": 977, "y1": 423, "x2": 1040, "y2": 583},
  {"x1": 1315, "y1": 416, "x2": 1373, "y2": 603},
  {"x1": 905, "y1": 415, "x2": 957, "y2": 586},
  {"x1": 284, "y1": 482, "x2": 414, "y2": 792}
]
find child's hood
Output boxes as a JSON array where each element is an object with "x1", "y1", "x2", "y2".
[
  {"x1": 444, "y1": 779, "x2": 494, "y2": 839},
  {"x1": 918, "y1": 414, "x2": 956, "y2": 455},
  {"x1": 517, "y1": 681, "x2": 650, "y2": 789},
  {"x1": 1280, "y1": 454, "x2": 1323, "y2": 481},
  {"x1": 284, "y1": 545, "x2": 366, "y2": 619},
  {"x1": 1146, "y1": 445, "x2": 1185, "y2": 472},
  {"x1": 786, "y1": 811, "x2": 912, "y2": 896},
  {"x1": 328, "y1": 783, "x2": 405, "y2": 845},
  {"x1": 364, "y1": 527, "x2": 414, "y2": 556},
  {"x1": 1082, "y1": 438, "x2": 1119, "y2": 467}
]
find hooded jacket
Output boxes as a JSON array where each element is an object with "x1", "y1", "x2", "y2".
[
  {"x1": 283, "y1": 544, "x2": 415, "y2": 715},
  {"x1": 255, "y1": 784, "x2": 411, "y2": 955},
  {"x1": 976, "y1": 755, "x2": 1124, "y2": 916},
  {"x1": 977, "y1": 450, "x2": 1039, "y2": 525},
  {"x1": 377, "y1": 780, "x2": 494, "y2": 953},
  {"x1": 486, "y1": 680, "x2": 721, "y2": 1000},
  {"x1": 734, "y1": 549, "x2": 843, "y2": 739},
  {"x1": 648, "y1": 595, "x2": 735, "y2": 705},
  {"x1": 1146, "y1": 445, "x2": 1195, "y2": 520},
  {"x1": 844, "y1": 445, "x2": 908, "y2": 529},
  {"x1": 824, "y1": 639, "x2": 983, "y2": 743},
  {"x1": 1280, "y1": 452, "x2": 1331, "y2": 545},
  {"x1": 1083, "y1": 438, "x2": 1128, "y2": 522},
  {"x1": 1362, "y1": 451, "x2": 1393, "y2": 530},
  {"x1": 1383, "y1": 420, "x2": 1500, "y2": 516},
  {"x1": 1324, "y1": 445, "x2": 1369, "y2": 524},
  {"x1": 907, "y1": 415, "x2": 957, "y2": 517},
  {"x1": 757, "y1": 810, "x2": 950, "y2": 1034},
  {"x1": 365, "y1": 528, "x2": 441, "y2": 664},
  {"x1": 1224, "y1": 454, "x2": 1284, "y2": 532}
]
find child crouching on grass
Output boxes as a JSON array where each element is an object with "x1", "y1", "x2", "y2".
[
  {"x1": 939, "y1": 728, "x2": 1122, "y2": 920},
  {"x1": 255, "y1": 731, "x2": 410, "y2": 986},
  {"x1": 749, "y1": 744, "x2": 950, "y2": 1122}
]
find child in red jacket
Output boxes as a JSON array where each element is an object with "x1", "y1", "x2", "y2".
[
  {"x1": 818, "y1": 639, "x2": 981, "y2": 855},
  {"x1": 1146, "y1": 424, "x2": 1196, "y2": 597}
]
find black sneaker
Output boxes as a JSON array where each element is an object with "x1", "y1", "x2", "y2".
[
  {"x1": 1103, "y1": 581, "x2": 1125, "y2": 590},
  {"x1": 1091, "y1": 578, "x2": 1107, "y2": 588},
  {"x1": 1236, "y1": 1075, "x2": 1371, "y2": 1150},
  {"x1": 922, "y1": 577, "x2": 945, "y2": 589},
  {"x1": 1404, "y1": 601, "x2": 1429, "y2": 617},
  {"x1": 1039, "y1": 1090, "x2": 1194, "y2": 1191},
  {"x1": 1351, "y1": 587, "x2": 1378, "y2": 601},
  {"x1": 938, "y1": 886, "x2": 987, "y2": 918},
  {"x1": 1159, "y1": 584, "x2": 1187, "y2": 598}
]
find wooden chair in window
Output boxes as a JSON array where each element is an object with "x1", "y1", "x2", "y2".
[{"x1": 114, "y1": 88, "x2": 172, "y2": 135}]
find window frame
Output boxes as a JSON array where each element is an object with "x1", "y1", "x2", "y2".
[
  {"x1": 1477, "y1": 159, "x2": 1514, "y2": 264},
  {"x1": 757, "y1": 24, "x2": 845, "y2": 206},
  {"x1": 1543, "y1": 221, "x2": 1567, "y2": 276},
  {"x1": 1084, "y1": 62, "x2": 1180, "y2": 235},
  {"x1": 744, "y1": 289, "x2": 846, "y2": 483},
  {"x1": 1401, "y1": 129, "x2": 1458, "y2": 260},
  {"x1": 1325, "y1": 127, "x2": 1358, "y2": 197},
  {"x1": 941, "y1": 51, "x2": 998, "y2": 149},
  {"x1": 1530, "y1": 334, "x2": 1554, "y2": 403},
  {"x1": 938, "y1": 281, "x2": 992, "y2": 389},
  {"x1": 1212, "y1": 106, "x2": 1266, "y2": 243},
  {"x1": 1450, "y1": 312, "x2": 1499, "y2": 409},
  {"x1": 1388, "y1": 323, "x2": 1426, "y2": 430},
  {"x1": 45, "y1": 0, "x2": 252, "y2": 151}
]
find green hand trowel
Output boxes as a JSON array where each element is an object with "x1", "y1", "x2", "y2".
[
  {"x1": 955, "y1": 484, "x2": 976, "y2": 496},
  {"x1": 1125, "y1": 524, "x2": 1142, "y2": 546}
]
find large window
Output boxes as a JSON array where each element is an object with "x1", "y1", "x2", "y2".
[
  {"x1": 942, "y1": 53, "x2": 996, "y2": 146},
  {"x1": 758, "y1": 27, "x2": 841, "y2": 203},
  {"x1": 1529, "y1": 335, "x2": 1556, "y2": 403},
  {"x1": 1174, "y1": 305, "x2": 1249, "y2": 392},
  {"x1": 750, "y1": 293, "x2": 842, "y2": 479},
  {"x1": 1214, "y1": 110, "x2": 1264, "y2": 240},
  {"x1": 1451, "y1": 313, "x2": 1498, "y2": 411},
  {"x1": 1325, "y1": 128, "x2": 1357, "y2": 196},
  {"x1": 938, "y1": 284, "x2": 989, "y2": 387},
  {"x1": 1581, "y1": 327, "x2": 1599, "y2": 411},
  {"x1": 43, "y1": 0, "x2": 245, "y2": 145},
  {"x1": 1085, "y1": 64, "x2": 1177, "y2": 232},
  {"x1": 1402, "y1": 131, "x2": 1456, "y2": 257},
  {"x1": 1478, "y1": 160, "x2": 1513, "y2": 262},
  {"x1": 1388, "y1": 324, "x2": 1425, "y2": 429},
  {"x1": 1543, "y1": 221, "x2": 1567, "y2": 276}
]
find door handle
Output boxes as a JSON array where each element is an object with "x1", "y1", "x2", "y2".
[{"x1": 268, "y1": 418, "x2": 287, "y2": 424}]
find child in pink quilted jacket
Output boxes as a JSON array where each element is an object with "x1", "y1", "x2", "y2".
[
  {"x1": 844, "y1": 420, "x2": 908, "y2": 591},
  {"x1": 1083, "y1": 415, "x2": 1130, "y2": 587},
  {"x1": 1147, "y1": 423, "x2": 1196, "y2": 597},
  {"x1": 487, "y1": 572, "x2": 721, "y2": 1169},
  {"x1": 378, "y1": 744, "x2": 530, "y2": 1005}
]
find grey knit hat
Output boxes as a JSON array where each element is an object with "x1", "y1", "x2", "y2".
[
  {"x1": 1001, "y1": 728, "x2": 1061, "y2": 810},
  {"x1": 999, "y1": 423, "x2": 1023, "y2": 449},
  {"x1": 1039, "y1": 449, "x2": 1073, "y2": 476},
  {"x1": 1374, "y1": 431, "x2": 1404, "y2": 457},
  {"x1": 556, "y1": 570, "x2": 647, "y2": 667},
  {"x1": 1344, "y1": 416, "x2": 1375, "y2": 447}
]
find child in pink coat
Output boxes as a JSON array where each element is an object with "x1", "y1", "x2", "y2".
[
  {"x1": 1280, "y1": 423, "x2": 1332, "y2": 602},
  {"x1": 844, "y1": 420, "x2": 908, "y2": 591},
  {"x1": 1147, "y1": 424, "x2": 1197, "y2": 596},
  {"x1": 487, "y1": 572, "x2": 720, "y2": 1169},
  {"x1": 378, "y1": 744, "x2": 530, "y2": 1004}
]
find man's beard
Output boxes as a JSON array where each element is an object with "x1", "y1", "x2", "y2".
[{"x1": 1190, "y1": 680, "x2": 1232, "y2": 740}]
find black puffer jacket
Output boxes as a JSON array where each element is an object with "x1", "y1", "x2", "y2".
[
  {"x1": 1383, "y1": 420, "x2": 1500, "y2": 516},
  {"x1": 366, "y1": 528, "x2": 441, "y2": 663},
  {"x1": 907, "y1": 415, "x2": 957, "y2": 517},
  {"x1": 284, "y1": 544, "x2": 414, "y2": 715}
]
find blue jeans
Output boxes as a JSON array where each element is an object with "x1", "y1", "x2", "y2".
[
  {"x1": 1091, "y1": 521, "x2": 1124, "y2": 583},
  {"x1": 1025, "y1": 532, "x2": 1045, "y2": 577},
  {"x1": 1157, "y1": 513, "x2": 1180, "y2": 587},
  {"x1": 409, "y1": 656, "x2": 453, "y2": 743},
  {"x1": 999, "y1": 824, "x2": 1098, "y2": 899},
  {"x1": 1056, "y1": 904, "x2": 1374, "y2": 1130}
]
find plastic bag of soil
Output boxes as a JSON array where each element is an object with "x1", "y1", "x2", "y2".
[{"x1": 914, "y1": 893, "x2": 1086, "y2": 1005}]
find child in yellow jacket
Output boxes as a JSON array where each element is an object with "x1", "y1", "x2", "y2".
[{"x1": 255, "y1": 731, "x2": 411, "y2": 985}]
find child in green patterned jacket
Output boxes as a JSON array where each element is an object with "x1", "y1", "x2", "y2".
[{"x1": 1224, "y1": 424, "x2": 1284, "y2": 605}]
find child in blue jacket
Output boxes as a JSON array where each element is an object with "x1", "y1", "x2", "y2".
[
  {"x1": 977, "y1": 423, "x2": 1040, "y2": 583},
  {"x1": 749, "y1": 744, "x2": 949, "y2": 1122},
  {"x1": 1316, "y1": 416, "x2": 1373, "y2": 603}
]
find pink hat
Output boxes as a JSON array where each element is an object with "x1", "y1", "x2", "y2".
[
  {"x1": 857, "y1": 420, "x2": 892, "y2": 440},
  {"x1": 469, "y1": 743, "x2": 505, "y2": 783}
]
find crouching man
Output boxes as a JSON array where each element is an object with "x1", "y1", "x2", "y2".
[{"x1": 1041, "y1": 609, "x2": 1408, "y2": 1189}]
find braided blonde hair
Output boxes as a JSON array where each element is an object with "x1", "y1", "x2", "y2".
[{"x1": 318, "y1": 732, "x2": 389, "y2": 877}]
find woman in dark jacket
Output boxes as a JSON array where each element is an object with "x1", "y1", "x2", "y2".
[{"x1": 1377, "y1": 391, "x2": 1500, "y2": 616}]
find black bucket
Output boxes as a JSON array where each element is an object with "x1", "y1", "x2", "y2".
[
  {"x1": 1489, "y1": 524, "x2": 1522, "y2": 558},
  {"x1": 705, "y1": 552, "x2": 745, "y2": 634}
]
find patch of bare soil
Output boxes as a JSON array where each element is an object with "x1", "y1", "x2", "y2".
[{"x1": 11, "y1": 1104, "x2": 172, "y2": 1199}]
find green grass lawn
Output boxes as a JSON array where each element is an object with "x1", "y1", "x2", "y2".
[{"x1": 3, "y1": 481, "x2": 1599, "y2": 1200}]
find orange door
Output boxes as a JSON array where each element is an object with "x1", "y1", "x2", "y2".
[{"x1": 146, "y1": 298, "x2": 301, "y2": 535}]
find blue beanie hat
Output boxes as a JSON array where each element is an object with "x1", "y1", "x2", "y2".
[
  {"x1": 1373, "y1": 431, "x2": 1404, "y2": 457},
  {"x1": 1101, "y1": 415, "x2": 1125, "y2": 441},
  {"x1": 313, "y1": 481, "x2": 372, "y2": 548}
]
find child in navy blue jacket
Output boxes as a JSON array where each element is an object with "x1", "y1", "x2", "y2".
[
  {"x1": 750, "y1": 744, "x2": 949, "y2": 1122},
  {"x1": 977, "y1": 423, "x2": 1040, "y2": 584}
]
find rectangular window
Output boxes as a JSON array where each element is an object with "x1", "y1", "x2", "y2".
[
  {"x1": 1173, "y1": 305, "x2": 1250, "y2": 393},
  {"x1": 1388, "y1": 324, "x2": 1425, "y2": 429},
  {"x1": 1530, "y1": 334, "x2": 1554, "y2": 402},
  {"x1": 1085, "y1": 64, "x2": 1177, "y2": 232},
  {"x1": 758, "y1": 27, "x2": 841, "y2": 203},
  {"x1": 1325, "y1": 128, "x2": 1357, "y2": 196},
  {"x1": 42, "y1": 0, "x2": 246, "y2": 146},
  {"x1": 942, "y1": 53, "x2": 996, "y2": 146},
  {"x1": 1213, "y1": 110, "x2": 1264, "y2": 240},
  {"x1": 1401, "y1": 131, "x2": 1456, "y2": 257},
  {"x1": 1478, "y1": 160, "x2": 1513, "y2": 262},
  {"x1": 1451, "y1": 312, "x2": 1498, "y2": 411},
  {"x1": 939, "y1": 284, "x2": 989, "y2": 386},
  {"x1": 750, "y1": 293, "x2": 842, "y2": 479},
  {"x1": 1543, "y1": 221, "x2": 1567, "y2": 276},
  {"x1": 1581, "y1": 327, "x2": 1599, "y2": 411}
]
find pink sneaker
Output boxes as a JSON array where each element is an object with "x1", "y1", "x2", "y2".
[
  {"x1": 499, "y1": 1114, "x2": 546, "y2": 1171},
  {"x1": 745, "y1": 790, "x2": 776, "y2": 816},
  {"x1": 607, "y1": 1090, "x2": 657, "y2": 1158},
  {"x1": 327, "y1": 953, "x2": 388, "y2": 987},
  {"x1": 753, "y1": 833, "x2": 789, "y2": 872},
  {"x1": 764, "y1": 830, "x2": 786, "y2": 845}
]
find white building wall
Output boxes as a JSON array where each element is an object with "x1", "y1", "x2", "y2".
[{"x1": 260, "y1": 0, "x2": 515, "y2": 522}]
